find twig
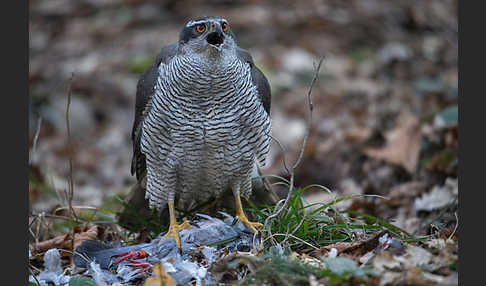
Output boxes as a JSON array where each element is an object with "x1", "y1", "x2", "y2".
[
  {"x1": 448, "y1": 211, "x2": 458, "y2": 241},
  {"x1": 360, "y1": 194, "x2": 390, "y2": 200},
  {"x1": 292, "y1": 58, "x2": 320, "y2": 171},
  {"x1": 53, "y1": 205, "x2": 98, "y2": 215},
  {"x1": 29, "y1": 227, "x2": 37, "y2": 242},
  {"x1": 65, "y1": 72, "x2": 77, "y2": 221},
  {"x1": 34, "y1": 212, "x2": 45, "y2": 246},
  {"x1": 29, "y1": 263, "x2": 42, "y2": 273},
  {"x1": 29, "y1": 214, "x2": 39, "y2": 229},
  {"x1": 29, "y1": 266, "x2": 41, "y2": 285},
  {"x1": 29, "y1": 225, "x2": 99, "y2": 256},
  {"x1": 29, "y1": 117, "x2": 42, "y2": 165},
  {"x1": 65, "y1": 72, "x2": 79, "y2": 266},
  {"x1": 59, "y1": 249, "x2": 93, "y2": 265},
  {"x1": 263, "y1": 233, "x2": 319, "y2": 250},
  {"x1": 264, "y1": 56, "x2": 325, "y2": 244},
  {"x1": 30, "y1": 211, "x2": 99, "y2": 223},
  {"x1": 281, "y1": 213, "x2": 306, "y2": 245},
  {"x1": 268, "y1": 134, "x2": 291, "y2": 176}
]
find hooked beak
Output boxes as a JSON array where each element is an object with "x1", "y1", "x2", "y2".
[{"x1": 206, "y1": 22, "x2": 224, "y2": 50}]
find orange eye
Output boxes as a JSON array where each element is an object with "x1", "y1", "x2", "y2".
[
  {"x1": 195, "y1": 24, "x2": 206, "y2": 33},
  {"x1": 222, "y1": 22, "x2": 229, "y2": 32}
]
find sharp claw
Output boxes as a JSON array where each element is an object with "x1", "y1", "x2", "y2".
[
  {"x1": 189, "y1": 221, "x2": 200, "y2": 228},
  {"x1": 126, "y1": 259, "x2": 152, "y2": 273},
  {"x1": 127, "y1": 260, "x2": 150, "y2": 267},
  {"x1": 235, "y1": 215, "x2": 263, "y2": 234},
  {"x1": 160, "y1": 221, "x2": 193, "y2": 249}
]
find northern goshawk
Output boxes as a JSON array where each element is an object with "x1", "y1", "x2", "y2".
[{"x1": 130, "y1": 16, "x2": 273, "y2": 248}]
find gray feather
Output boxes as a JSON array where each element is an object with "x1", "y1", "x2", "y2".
[
  {"x1": 131, "y1": 43, "x2": 178, "y2": 180},
  {"x1": 236, "y1": 47, "x2": 271, "y2": 115}
]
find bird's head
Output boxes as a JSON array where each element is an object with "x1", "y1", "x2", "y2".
[{"x1": 178, "y1": 16, "x2": 237, "y2": 59}]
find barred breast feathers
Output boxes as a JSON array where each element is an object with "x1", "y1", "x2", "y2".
[{"x1": 140, "y1": 52, "x2": 271, "y2": 209}]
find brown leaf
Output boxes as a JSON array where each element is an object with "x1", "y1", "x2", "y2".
[
  {"x1": 314, "y1": 242, "x2": 360, "y2": 257},
  {"x1": 363, "y1": 115, "x2": 422, "y2": 173},
  {"x1": 30, "y1": 225, "x2": 99, "y2": 257},
  {"x1": 373, "y1": 250, "x2": 402, "y2": 272},
  {"x1": 387, "y1": 181, "x2": 427, "y2": 207},
  {"x1": 313, "y1": 231, "x2": 385, "y2": 260},
  {"x1": 404, "y1": 266, "x2": 438, "y2": 286},
  {"x1": 144, "y1": 262, "x2": 177, "y2": 286},
  {"x1": 72, "y1": 225, "x2": 99, "y2": 250},
  {"x1": 398, "y1": 244, "x2": 432, "y2": 269}
]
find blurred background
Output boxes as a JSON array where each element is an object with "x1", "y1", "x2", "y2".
[{"x1": 29, "y1": 0, "x2": 458, "y2": 237}]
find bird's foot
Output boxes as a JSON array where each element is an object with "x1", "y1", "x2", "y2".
[
  {"x1": 159, "y1": 221, "x2": 192, "y2": 248},
  {"x1": 109, "y1": 250, "x2": 149, "y2": 267},
  {"x1": 126, "y1": 259, "x2": 152, "y2": 273},
  {"x1": 235, "y1": 213, "x2": 263, "y2": 234}
]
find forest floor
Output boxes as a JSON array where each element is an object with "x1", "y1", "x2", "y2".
[{"x1": 29, "y1": 1, "x2": 458, "y2": 285}]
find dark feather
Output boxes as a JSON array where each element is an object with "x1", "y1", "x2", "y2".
[
  {"x1": 131, "y1": 43, "x2": 178, "y2": 180},
  {"x1": 236, "y1": 47, "x2": 271, "y2": 115}
]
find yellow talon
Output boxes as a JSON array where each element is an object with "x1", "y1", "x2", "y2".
[
  {"x1": 234, "y1": 191, "x2": 263, "y2": 234},
  {"x1": 159, "y1": 202, "x2": 192, "y2": 248},
  {"x1": 236, "y1": 213, "x2": 263, "y2": 234}
]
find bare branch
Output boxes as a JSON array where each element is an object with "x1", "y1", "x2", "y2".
[
  {"x1": 281, "y1": 213, "x2": 307, "y2": 245},
  {"x1": 292, "y1": 58, "x2": 322, "y2": 170},
  {"x1": 65, "y1": 72, "x2": 79, "y2": 266},
  {"x1": 264, "y1": 56, "x2": 325, "y2": 243},
  {"x1": 268, "y1": 134, "x2": 291, "y2": 176},
  {"x1": 29, "y1": 267, "x2": 41, "y2": 285},
  {"x1": 65, "y1": 72, "x2": 78, "y2": 222},
  {"x1": 448, "y1": 211, "x2": 458, "y2": 241},
  {"x1": 29, "y1": 117, "x2": 42, "y2": 165},
  {"x1": 263, "y1": 233, "x2": 319, "y2": 250}
]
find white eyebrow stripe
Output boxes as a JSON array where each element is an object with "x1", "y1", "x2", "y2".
[
  {"x1": 186, "y1": 20, "x2": 207, "y2": 27},
  {"x1": 186, "y1": 18, "x2": 227, "y2": 27}
]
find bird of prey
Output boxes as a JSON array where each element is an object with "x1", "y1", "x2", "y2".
[{"x1": 129, "y1": 16, "x2": 273, "y2": 248}]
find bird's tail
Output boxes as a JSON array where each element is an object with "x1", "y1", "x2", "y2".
[{"x1": 117, "y1": 177, "x2": 170, "y2": 231}]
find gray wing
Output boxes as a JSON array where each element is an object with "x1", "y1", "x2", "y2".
[
  {"x1": 236, "y1": 48, "x2": 278, "y2": 202},
  {"x1": 236, "y1": 47, "x2": 271, "y2": 115},
  {"x1": 131, "y1": 43, "x2": 178, "y2": 180}
]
